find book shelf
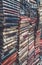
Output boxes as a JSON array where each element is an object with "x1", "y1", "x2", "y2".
[{"x1": 0, "y1": 0, "x2": 40, "y2": 65}]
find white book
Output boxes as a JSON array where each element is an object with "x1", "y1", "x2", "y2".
[
  {"x1": 29, "y1": 40, "x2": 34, "y2": 45},
  {"x1": 19, "y1": 51, "x2": 28, "y2": 61},
  {"x1": 3, "y1": 41, "x2": 17, "y2": 49},
  {"x1": 29, "y1": 36, "x2": 34, "y2": 41},
  {"x1": 3, "y1": 35, "x2": 17, "y2": 42},
  {"x1": 20, "y1": 39, "x2": 28, "y2": 47},
  {"x1": 3, "y1": 30, "x2": 18, "y2": 35},
  {"x1": 29, "y1": 46, "x2": 34, "y2": 55},
  {"x1": 32, "y1": 58, "x2": 39, "y2": 65},
  {"x1": 19, "y1": 46, "x2": 28, "y2": 56},
  {"x1": 20, "y1": 31, "x2": 28, "y2": 37},
  {"x1": 19, "y1": 46, "x2": 28, "y2": 55},
  {"x1": 22, "y1": 60, "x2": 27, "y2": 65}
]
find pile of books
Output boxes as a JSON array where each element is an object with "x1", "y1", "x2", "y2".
[
  {"x1": 39, "y1": 0, "x2": 42, "y2": 24},
  {"x1": 27, "y1": 23, "x2": 35, "y2": 65},
  {"x1": 27, "y1": 18, "x2": 40, "y2": 65},
  {"x1": 27, "y1": 2, "x2": 40, "y2": 65},
  {"x1": 39, "y1": 0, "x2": 42, "y2": 64},
  {"x1": 39, "y1": 29, "x2": 42, "y2": 64},
  {"x1": 18, "y1": 16, "x2": 29, "y2": 65},
  {"x1": 27, "y1": 21, "x2": 40, "y2": 65},
  {"x1": 18, "y1": 1, "x2": 30, "y2": 65},
  {"x1": 32, "y1": 29, "x2": 40, "y2": 65},
  {"x1": 0, "y1": 0, "x2": 20, "y2": 65}
]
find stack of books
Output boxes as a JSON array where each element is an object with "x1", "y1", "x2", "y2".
[
  {"x1": 39, "y1": 0, "x2": 42, "y2": 24},
  {"x1": 27, "y1": 2, "x2": 40, "y2": 65},
  {"x1": 18, "y1": 1, "x2": 31, "y2": 65},
  {"x1": 18, "y1": 16, "x2": 29, "y2": 65},
  {"x1": 39, "y1": 29, "x2": 42, "y2": 64},
  {"x1": 0, "y1": 0, "x2": 20, "y2": 65},
  {"x1": 39, "y1": 0, "x2": 42, "y2": 64},
  {"x1": 27, "y1": 23, "x2": 35, "y2": 65},
  {"x1": 32, "y1": 29, "x2": 40, "y2": 65}
]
